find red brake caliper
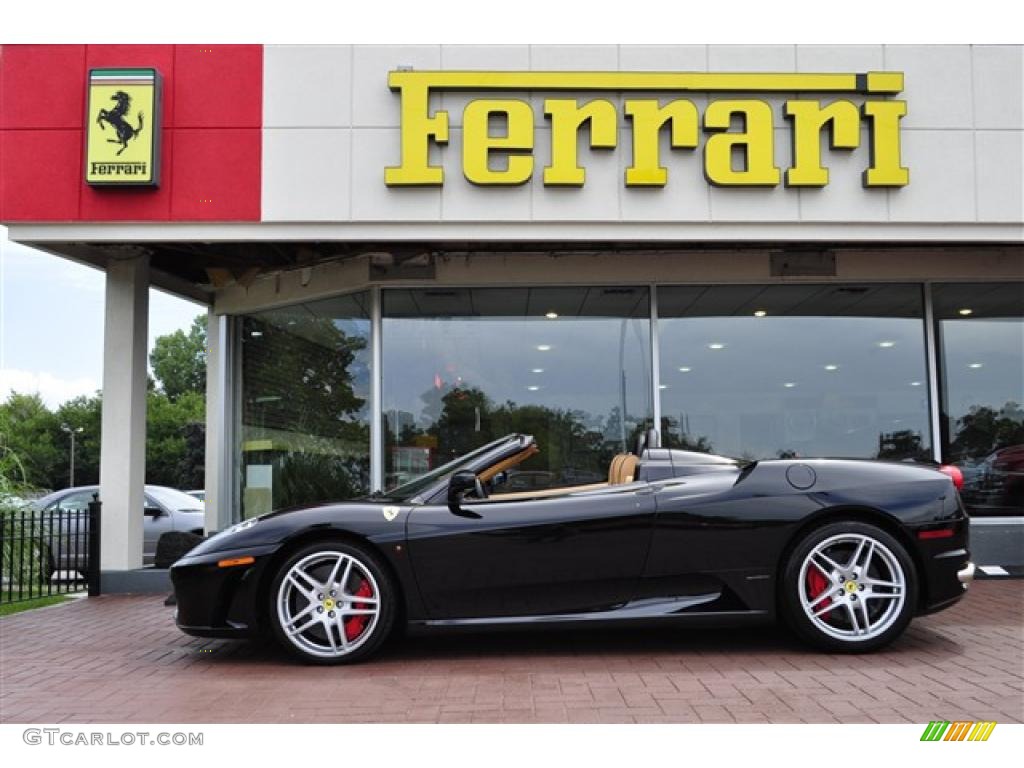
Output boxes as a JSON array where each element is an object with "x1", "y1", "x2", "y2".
[
  {"x1": 806, "y1": 568, "x2": 831, "y2": 621},
  {"x1": 343, "y1": 579, "x2": 373, "y2": 641}
]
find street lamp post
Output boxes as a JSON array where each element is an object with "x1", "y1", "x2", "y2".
[{"x1": 61, "y1": 425, "x2": 84, "y2": 487}]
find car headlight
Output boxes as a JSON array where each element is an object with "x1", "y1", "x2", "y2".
[{"x1": 227, "y1": 518, "x2": 260, "y2": 535}]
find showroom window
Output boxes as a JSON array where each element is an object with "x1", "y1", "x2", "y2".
[
  {"x1": 382, "y1": 287, "x2": 652, "y2": 491},
  {"x1": 933, "y1": 282, "x2": 1024, "y2": 516},
  {"x1": 238, "y1": 292, "x2": 372, "y2": 518},
  {"x1": 657, "y1": 284, "x2": 932, "y2": 461}
]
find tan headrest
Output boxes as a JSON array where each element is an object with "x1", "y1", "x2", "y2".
[
  {"x1": 608, "y1": 453, "x2": 639, "y2": 484},
  {"x1": 619, "y1": 454, "x2": 638, "y2": 484},
  {"x1": 607, "y1": 454, "x2": 625, "y2": 484}
]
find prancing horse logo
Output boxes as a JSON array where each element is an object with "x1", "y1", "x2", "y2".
[
  {"x1": 96, "y1": 91, "x2": 144, "y2": 156},
  {"x1": 382, "y1": 506, "x2": 400, "y2": 522}
]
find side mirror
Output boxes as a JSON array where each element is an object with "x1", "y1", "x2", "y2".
[
  {"x1": 447, "y1": 471, "x2": 482, "y2": 518},
  {"x1": 448, "y1": 471, "x2": 477, "y2": 504},
  {"x1": 144, "y1": 506, "x2": 163, "y2": 518}
]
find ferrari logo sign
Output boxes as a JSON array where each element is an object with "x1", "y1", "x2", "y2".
[
  {"x1": 382, "y1": 506, "x2": 400, "y2": 522},
  {"x1": 85, "y1": 68, "x2": 161, "y2": 186}
]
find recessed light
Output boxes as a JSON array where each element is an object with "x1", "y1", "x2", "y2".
[
  {"x1": 877, "y1": 341, "x2": 896, "y2": 348},
  {"x1": 753, "y1": 310, "x2": 767, "y2": 317},
  {"x1": 958, "y1": 308, "x2": 973, "y2": 316},
  {"x1": 910, "y1": 381, "x2": 922, "y2": 387},
  {"x1": 678, "y1": 366, "x2": 692, "y2": 373},
  {"x1": 783, "y1": 382, "x2": 797, "y2": 388},
  {"x1": 968, "y1": 362, "x2": 983, "y2": 369},
  {"x1": 824, "y1": 364, "x2": 839, "y2": 371},
  {"x1": 708, "y1": 343, "x2": 726, "y2": 350},
  {"x1": 545, "y1": 311, "x2": 559, "y2": 319},
  {"x1": 526, "y1": 385, "x2": 540, "y2": 391},
  {"x1": 536, "y1": 344, "x2": 552, "y2": 351},
  {"x1": 531, "y1": 368, "x2": 544, "y2": 374}
]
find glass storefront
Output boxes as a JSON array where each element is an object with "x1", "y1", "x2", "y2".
[
  {"x1": 382, "y1": 287, "x2": 653, "y2": 492},
  {"x1": 657, "y1": 284, "x2": 932, "y2": 461},
  {"x1": 934, "y1": 282, "x2": 1024, "y2": 516},
  {"x1": 233, "y1": 279, "x2": 1023, "y2": 517},
  {"x1": 238, "y1": 292, "x2": 372, "y2": 518}
]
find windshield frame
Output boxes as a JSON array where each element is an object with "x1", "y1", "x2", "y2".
[{"x1": 375, "y1": 434, "x2": 531, "y2": 503}]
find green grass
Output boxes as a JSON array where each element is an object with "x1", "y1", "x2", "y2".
[{"x1": 0, "y1": 594, "x2": 73, "y2": 617}]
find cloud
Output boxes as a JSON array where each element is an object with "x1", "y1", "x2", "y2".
[{"x1": 0, "y1": 368, "x2": 100, "y2": 409}]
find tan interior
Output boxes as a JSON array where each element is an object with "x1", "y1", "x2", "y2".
[
  {"x1": 473, "y1": 451, "x2": 639, "y2": 503},
  {"x1": 482, "y1": 482, "x2": 609, "y2": 502},
  {"x1": 478, "y1": 444, "x2": 540, "y2": 482},
  {"x1": 607, "y1": 453, "x2": 639, "y2": 484}
]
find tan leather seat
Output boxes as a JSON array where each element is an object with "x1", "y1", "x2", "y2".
[{"x1": 608, "y1": 453, "x2": 639, "y2": 485}]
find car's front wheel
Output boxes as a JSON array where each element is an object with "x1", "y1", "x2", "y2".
[
  {"x1": 268, "y1": 540, "x2": 395, "y2": 664},
  {"x1": 781, "y1": 521, "x2": 917, "y2": 652}
]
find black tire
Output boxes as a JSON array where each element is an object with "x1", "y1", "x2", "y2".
[
  {"x1": 780, "y1": 521, "x2": 917, "y2": 653},
  {"x1": 267, "y1": 539, "x2": 395, "y2": 665}
]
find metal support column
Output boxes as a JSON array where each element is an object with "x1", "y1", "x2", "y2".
[
  {"x1": 649, "y1": 284, "x2": 662, "y2": 445},
  {"x1": 923, "y1": 284, "x2": 944, "y2": 463},
  {"x1": 370, "y1": 286, "x2": 384, "y2": 492}
]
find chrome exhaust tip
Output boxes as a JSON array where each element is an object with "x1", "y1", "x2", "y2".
[{"x1": 958, "y1": 562, "x2": 975, "y2": 585}]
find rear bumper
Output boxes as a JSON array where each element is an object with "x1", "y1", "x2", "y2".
[{"x1": 912, "y1": 511, "x2": 972, "y2": 615}]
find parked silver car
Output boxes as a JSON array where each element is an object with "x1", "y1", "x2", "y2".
[{"x1": 32, "y1": 485, "x2": 206, "y2": 571}]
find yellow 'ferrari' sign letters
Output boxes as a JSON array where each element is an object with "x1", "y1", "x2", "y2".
[{"x1": 385, "y1": 71, "x2": 909, "y2": 190}]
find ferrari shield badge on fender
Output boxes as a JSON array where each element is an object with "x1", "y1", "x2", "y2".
[{"x1": 382, "y1": 506, "x2": 400, "y2": 522}]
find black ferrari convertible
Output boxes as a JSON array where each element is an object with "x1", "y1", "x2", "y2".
[{"x1": 171, "y1": 433, "x2": 974, "y2": 664}]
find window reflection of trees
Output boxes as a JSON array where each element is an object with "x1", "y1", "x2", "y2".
[
  {"x1": 949, "y1": 402, "x2": 1024, "y2": 516},
  {"x1": 241, "y1": 311, "x2": 370, "y2": 512},
  {"x1": 950, "y1": 402, "x2": 1024, "y2": 462},
  {"x1": 385, "y1": 383, "x2": 651, "y2": 492}
]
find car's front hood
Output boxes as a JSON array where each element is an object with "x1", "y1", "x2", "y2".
[{"x1": 189, "y1": 499, "x2": 410, "y2": 557}]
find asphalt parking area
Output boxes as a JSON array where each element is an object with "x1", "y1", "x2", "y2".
[{"x1": 1, "y1": 581, "x2": 1022, "y2": 724}]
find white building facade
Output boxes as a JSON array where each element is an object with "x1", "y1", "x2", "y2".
[{"x1": 1, "y1": 44, "x2": 1021, "y2": 577}]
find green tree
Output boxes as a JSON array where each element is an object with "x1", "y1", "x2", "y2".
[
  {"x1": 150, "y1": 314, "x2": 207, "y2": 401},
  {"x1": 0, "y1": 393, "x2": 62, "y2": 490},
  {"x1": 146, "y1": 389, "x2": 205, "y2": 486},
  {"x1": 54, "y1": 393, "x2": 103, "y2": 486}
]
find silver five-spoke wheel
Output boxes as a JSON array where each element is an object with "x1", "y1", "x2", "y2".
[
  {"x1": 276, "y1": 550, "x2": 382, "y2": 660},
  {"x1": 782, "y1": 521, "x2": 916, "y2": 652},
  {"x1": 799, "y1": 532, "x2": 906, "y2": 642}
]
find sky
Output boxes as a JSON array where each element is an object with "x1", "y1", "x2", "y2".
[{"x1": 0, "y1": 226, "x2": 204, "y2": 408}]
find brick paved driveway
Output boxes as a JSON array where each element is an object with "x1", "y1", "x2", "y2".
[{"x1": 1, "y1": 581, "x2": 1021, "y2": 724}]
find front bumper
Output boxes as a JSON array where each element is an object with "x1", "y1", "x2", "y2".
[{"x1": 170, "y1": 544, "x2": 278, "y2": 638}]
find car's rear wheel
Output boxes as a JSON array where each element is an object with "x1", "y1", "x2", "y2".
[
  {"x1": 781, "y1": 521, "x2": 917, "y2": 652},
  {"x1": 268, "y1": 540, "x2": 395, "y2": 664}
]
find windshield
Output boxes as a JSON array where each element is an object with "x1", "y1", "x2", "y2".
[
  {"x1": 378, "y1": 435, "x2": 523, "y2": 502},
  {"x1": 147, "y1": 486, "x2": 204, "y2": 512}
]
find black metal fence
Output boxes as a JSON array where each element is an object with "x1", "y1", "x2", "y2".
[{"x1": 0, "y1": 496, "x2": 101, "y2": 604}]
